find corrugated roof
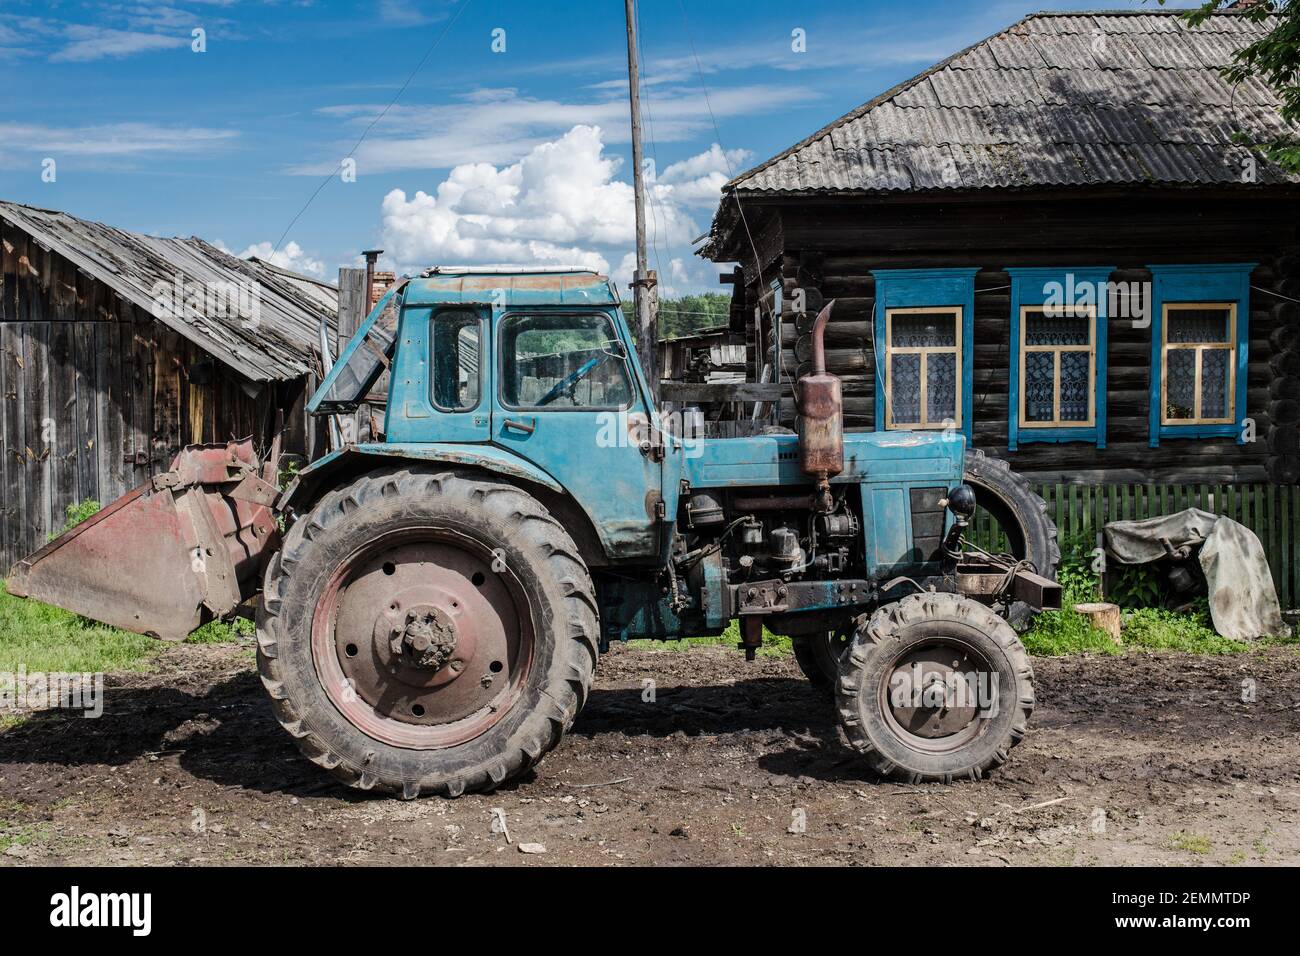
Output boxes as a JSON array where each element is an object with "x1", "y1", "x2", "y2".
[
  {"x1": 724, "y1": 10, "x2": 1300, "y2": 198},
  {"x1": 0, "y1": 200, "x2": 337, "y2": 382}
]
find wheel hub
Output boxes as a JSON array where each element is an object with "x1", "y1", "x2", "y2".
[
  {"x1": 390, "y1": 604, "x2": 458, "y2": 671},
  {"x1": 886, "y1": 643, "x2": 985, "y2": 741},
  {"x1": 313, "y1": 534, "x2": 533, "y2": 749}
]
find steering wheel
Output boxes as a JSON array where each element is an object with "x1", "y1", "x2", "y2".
[{"x1": 536, "y1": 354, "x2": 608, "y2": 407}]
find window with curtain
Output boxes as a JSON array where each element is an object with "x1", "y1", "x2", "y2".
[
  {"x1": 1161, "y1": 303, "x2": 1236, "y2": 425},
  {"x1": 1145, "y1": 263, "x2": 1253, "y2": 446},
  {"x1": 884, "y1": 307, "x2": 961, "y2": 429},
  {"x1": 1019, "y1": 305, "x2": 1096, "y2": 428}
]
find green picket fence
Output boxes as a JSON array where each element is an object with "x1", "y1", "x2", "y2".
[{"x1": 969, "y1": 483, "x2": 1300, "y2": 611}]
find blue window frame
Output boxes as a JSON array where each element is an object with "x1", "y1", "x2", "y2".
[
  {"x1": 1147, "y1": 264, "x2": 1254, "y2": 447},
  {"x1": 1007, "y1": 267, "x2": 1114, "y2": 452},
  {"x1": 871, "y1": 268, "x2": 977, "y2": 441}
]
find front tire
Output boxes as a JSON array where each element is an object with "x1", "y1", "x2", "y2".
[
  {"x1": 835, "y1": 592, "x2": 1033, "y2": 783},
  {"x1": 256, "y1": 467, "x2": 598, "y2": 798}
]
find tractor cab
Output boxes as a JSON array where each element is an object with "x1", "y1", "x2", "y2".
[{"x1": 310, "y1": 269, "x2": 668, "y2": 559}]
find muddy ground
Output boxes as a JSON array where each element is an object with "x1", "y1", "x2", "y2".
[{"x1": 2, "y1": 641, "x2": 1299, "y2": 866}]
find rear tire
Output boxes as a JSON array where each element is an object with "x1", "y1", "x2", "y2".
[
  {"x1": 964, "y1": 449, "x2": 1059, "y2": 578},
  {"x1": 835, "y1": 592, "x2": 1033, "y2": 783},
  {"x1": 256, "y1": 467, "x2": 598, "y2": 798},
  {"x1": 964, "y1": 449, "x2": 1059, "y2": 629}
]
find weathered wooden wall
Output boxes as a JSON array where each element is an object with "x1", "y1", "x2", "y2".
[
  {"x1": 730, "y1": 191, "x2": 1300, "y2": 485},
  {"x1": 0, "y1": 218, "x2": 310, "y2": 570}
]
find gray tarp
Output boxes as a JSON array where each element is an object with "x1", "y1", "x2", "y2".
[{"x1": 1103, "y1": 508, "x2": 1289, "y2": 641}]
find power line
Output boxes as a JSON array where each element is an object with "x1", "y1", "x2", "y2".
[
  {"x1": 675, "y1": 0, "x2": 764, "y2": 297},
  {"x1": 676, "y1": 0, "x2": 776, "y2": 403},
  {"x1": 269, "y1": 0, "x2": 475, "y2": 258}
]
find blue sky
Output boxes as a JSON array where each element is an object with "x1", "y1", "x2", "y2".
[{"x1": 0, "y1": 0, "x2": 1150, "y2": 293}]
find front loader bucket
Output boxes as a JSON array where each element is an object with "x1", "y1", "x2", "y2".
[{"x1": 7, "y1": 439, "x2": 281, "y2": 640}]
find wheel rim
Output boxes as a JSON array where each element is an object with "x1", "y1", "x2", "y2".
[
  {"x1": 876, "y1": 636, "x2": 995, "y2": 755},
  {"x1": 311, "y1": 528, "x2": 534, "y2": 749}
]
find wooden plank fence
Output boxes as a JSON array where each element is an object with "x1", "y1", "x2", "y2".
[{"x1": 971, "y1": 483, "x2": 1300, "y2": 611}]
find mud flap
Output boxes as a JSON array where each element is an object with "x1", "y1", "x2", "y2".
[{"x1": 6, "y1": 439, "x2": 280, "y2": 640}]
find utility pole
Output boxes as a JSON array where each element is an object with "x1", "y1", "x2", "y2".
[{"x1": 624, "y1": 0, "x2": 658, "y2": 404}]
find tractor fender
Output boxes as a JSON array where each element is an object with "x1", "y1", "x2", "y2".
[
  {"x1": 279, "y1": 443, "x2": 564, "y2": 515},
  {"x1": 277, "y1": 443, "x2": 612, "y2": 566}
]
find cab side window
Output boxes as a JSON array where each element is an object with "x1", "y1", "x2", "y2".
[
  {"x1": 430, "y1": 310, "x2": 481, "y2": 411},
  {"x1": 499, "y1": 312, "x2": 632, "y2": 409}
]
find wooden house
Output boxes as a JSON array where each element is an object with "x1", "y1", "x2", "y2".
[{"x1": 702, "y1": 8, "x2": 1300, "y2": 604}]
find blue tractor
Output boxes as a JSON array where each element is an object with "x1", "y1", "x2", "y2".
[{"x1": 11, "y1": 268, "x2": 1059, "y2": 797}]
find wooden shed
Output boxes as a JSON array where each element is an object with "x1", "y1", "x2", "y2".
[
  {"x1": 702, "y1": 8, "x2": 1300, "y2": 604},
  {"x1": 0, "y1": 200, "x2": 337, "y2": 570}
]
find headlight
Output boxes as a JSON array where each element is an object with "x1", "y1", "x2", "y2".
[{"x1": 944, "y1": 483, "x2": 977, "y2": 519}]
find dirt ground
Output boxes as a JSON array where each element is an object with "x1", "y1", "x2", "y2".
[{"x1": 2, "y1": 640, "x2": 1299, "y2": 866}]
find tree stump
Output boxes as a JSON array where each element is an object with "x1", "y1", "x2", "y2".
[{"x1": 1074, "y1": 602, "x2": 1122, "y2": 643}]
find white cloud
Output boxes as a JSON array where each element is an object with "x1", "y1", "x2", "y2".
[
  {"x1": 50, "y1": 25, "x2": 187, "y2": 62},
  {"x1": 291, "y1": 84, "x2": 812, "y2": 176},
  {"x1": 377, "y1": 1, "x2": 440, "y2": 25},
  {"x1": 236, "y1": 241, "x2": 327, "y2": 278},
  {"x1": 0, "y1": 122, "x2": 237, "y2": 156},
  {"x1": 379, "y1": 125, "x2": 709, "y2": 278},
  {"x1": 0, "y1": 22, "x2": 30, "y2": 57},
  {"x1": 657, "y1": 143, "x2": 753, "y2": 207},
  {"x1": 376, "y1": 128, "x2": 746, "y2": 295}
]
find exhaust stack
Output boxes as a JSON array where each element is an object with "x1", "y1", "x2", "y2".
[{"x1": 795, "y1": 300, "x2": 843, "y2": 511}]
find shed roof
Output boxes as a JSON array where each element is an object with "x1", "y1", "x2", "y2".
[
  {"x1": 0, "y1": 200, "x2": 337, "y2": 382},
  {"x1": 720, "y1": 9, "x2": 1299, "y2": 204}
]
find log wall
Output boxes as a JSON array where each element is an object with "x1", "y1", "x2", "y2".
[{"x1": 731, "y1": 192, "x2": 1300, "y2": 485}]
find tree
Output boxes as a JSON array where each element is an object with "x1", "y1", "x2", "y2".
[
  {"x1": 1163, "y1": 1, "x2": 1300, "y2": 171},
  {"x1": 622, "y1": 293, "x2": 732, "y2": 340}
]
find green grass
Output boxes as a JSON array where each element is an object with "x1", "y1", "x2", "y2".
[
  {"x1": 48, "y1": 499, "x2": 102, "y2": 541},
  {"x1": 627, "y1": 620, "x2": 793, "y2": 657},
  {"x1": 0, "y1": 584, "x2": 159, "y2": 673},
  {"x1": 1022, "y1": 607, "x2": 1122, "y2": 656},
  {"x1": 1166, "y1": 831, "x2": 1213, "y2": 855},
  {"x1": 186, "y1": 615, "x2": 255, "y2": 644},
  {"x1": 1024, "y1": 596, "x2": 1300, "y2": 657},
  {"x1": 1121, "y1": 607, "x2": 1248, "y2": 655}
]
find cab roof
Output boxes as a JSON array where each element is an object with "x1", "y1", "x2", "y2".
[{"x1": 402, "y1": 269, "x2": 620, "y2": 308}]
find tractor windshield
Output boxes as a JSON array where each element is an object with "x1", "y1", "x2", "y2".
[
  {"x1": 311, "y1": 284, "x2": 404, "y2": 413},
  {"x1": 499, "y1": 312, "x2": 633, "y2": 409}
]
